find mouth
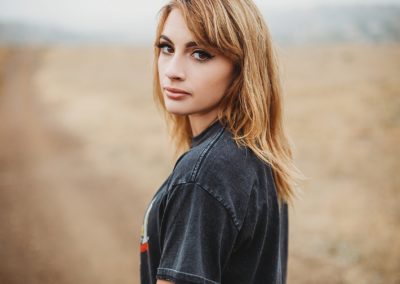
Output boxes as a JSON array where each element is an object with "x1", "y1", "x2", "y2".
[{"x1": 164, "y1": 87, "x2": 191, "y2": 100}]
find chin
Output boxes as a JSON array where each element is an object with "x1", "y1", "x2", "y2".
[
  {"x1": 164, "y1": 105, "x2": 191, "y2": 116},
  {"x1": 166, "y1": 109, "x2": 188, "y2": 116},
  {"x1": 164, "y1": 101, "x2": 193, "y2": 116}
]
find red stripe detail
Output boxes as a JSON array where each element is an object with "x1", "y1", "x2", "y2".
[{"x1": 140, "y1": 242, "x2": 148, "y2": 253}]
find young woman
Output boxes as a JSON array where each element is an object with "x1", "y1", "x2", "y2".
[{"x1": 140, "y1": 1, "x2": 302, "y2": 283}]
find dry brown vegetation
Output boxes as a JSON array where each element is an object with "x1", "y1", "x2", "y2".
[{"x1": 0, "y1": 43, "x2": 399, "y2": 284}]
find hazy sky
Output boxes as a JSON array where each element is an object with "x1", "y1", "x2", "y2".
[{"x1": 0, "y1": 0, "x2": 399, "y2": 38}]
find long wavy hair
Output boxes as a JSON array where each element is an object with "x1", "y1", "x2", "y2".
[{"x1": 152, "y1": 0, "x2": 303, "y2": 204}]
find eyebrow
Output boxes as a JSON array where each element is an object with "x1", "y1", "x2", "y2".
[{"x1": 159, "y1": 35, "x2": 198, "y2": 48}]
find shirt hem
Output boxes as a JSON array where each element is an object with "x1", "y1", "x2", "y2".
[{"x1": 157, "y1": 267, "x2": 219, "y2": 284}]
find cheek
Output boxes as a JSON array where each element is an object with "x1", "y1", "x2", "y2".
[
  {"x1": 196, "y1": 66, "x2": 232, "y2": 100},
  {"x1": 157, "y1": 57, "x2": 164, "y2": 77},
  {"x1": 158, "y1": 55, "x2": 170, "y2": 78}
]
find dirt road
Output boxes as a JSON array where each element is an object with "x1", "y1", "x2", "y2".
[{"x1": 0, "y1": 47, "x2": 151, "y2": 283}]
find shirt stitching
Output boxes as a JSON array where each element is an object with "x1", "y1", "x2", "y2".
[
  {"x1": 157, "y1": 267, "x2": 219, "y2": 284},
  {"x1": 189, "y1": 126, "x2": 225, "y2": 182},
  {"x1": 197, "y1": 183, "x2": 241, "y2": 230},
  {"x1": 168, "y1": 181, "x2": 241, "y2": 231}
]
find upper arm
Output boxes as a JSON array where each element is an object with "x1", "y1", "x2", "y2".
[{"x1": 156, "y1": 182, "x2": 238, "y2": 283}]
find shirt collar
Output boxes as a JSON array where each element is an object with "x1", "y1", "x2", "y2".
[{"x1": 191, "y1": 119, "x2": 224, "y2": 148}]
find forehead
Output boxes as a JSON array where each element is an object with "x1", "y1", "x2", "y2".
[{"x1": 161, "y1": 8, "x2": 195, "y2": 43}]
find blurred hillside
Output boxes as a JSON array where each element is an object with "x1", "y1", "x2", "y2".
[
  {"x1": 0, "y1": 4, "x2": 399, "y2": 45},
  {"x1": 266, "y1": 5, "x2": 400, "y2": 44}
]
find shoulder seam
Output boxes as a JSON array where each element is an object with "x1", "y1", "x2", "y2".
[
  {"x1": 189, "y1": 127, "x2": 225, "y2": 182},
  {"x1": 169, "y1": 181, "x2": 241, "y2": 231}
]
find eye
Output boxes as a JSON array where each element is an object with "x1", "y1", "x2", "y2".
[
  {"x1": 156, "y1": 43, "x2": 174, "y2": 55},
  {"x1": 192, "y1": 50, "x2": 214, "y2": 62}
]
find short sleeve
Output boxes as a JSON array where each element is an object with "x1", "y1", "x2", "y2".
[{"x1": 156, "y1": 183, "x2": 238, "y2": 284}]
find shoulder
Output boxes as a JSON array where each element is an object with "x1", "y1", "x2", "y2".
[
  {"x1": 169, "y1": 127, "x2": 270, "y2": 229},
  {"x1": 171, "y1": 126, "x2": 261, "y2": 187}
]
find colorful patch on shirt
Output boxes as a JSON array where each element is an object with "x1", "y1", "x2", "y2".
[{"x1": 140, "y1": 198, "x2": 156, "y2": 253}]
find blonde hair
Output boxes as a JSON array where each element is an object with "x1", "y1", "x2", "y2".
[{"x1": 152, "y1": 0, "x2": 303, "y2": 204}]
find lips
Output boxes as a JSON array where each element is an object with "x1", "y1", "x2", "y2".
[{"x1": 164, "y1": 86, "x2": 191, "y2": 100}]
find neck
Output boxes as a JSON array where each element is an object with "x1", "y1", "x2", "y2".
[{"x1": 188, "y1": 109, "x2": 219, "y2": 137}]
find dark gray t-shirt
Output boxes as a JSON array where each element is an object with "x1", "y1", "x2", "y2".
[{"x1": 140, "y1": 120, "x2": 288, "y2": 284}]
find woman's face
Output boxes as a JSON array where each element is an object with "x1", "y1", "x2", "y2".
[{"x1": 157, "y1": 8, "x2": 234, "y2": 118}]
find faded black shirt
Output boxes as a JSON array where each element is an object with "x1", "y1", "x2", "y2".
[{"x1": 140, "y1": 120, "x2": 288, "y2": 284}]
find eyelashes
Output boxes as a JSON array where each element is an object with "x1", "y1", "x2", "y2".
[
  {"x1": 155, "y1": 42, "x2": 215, "y2": 62},
  {"x1": 156, "y1": 43, "x2": 173, "y2": 55}
]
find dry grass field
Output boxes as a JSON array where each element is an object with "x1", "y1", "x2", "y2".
[{"x1": 0, "y1": 43, "x2": 399, "y2": 284}]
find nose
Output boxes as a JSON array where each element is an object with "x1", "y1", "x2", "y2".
[{"x1": 164, "y1": 54, "x2": 185, "y2": 81}]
